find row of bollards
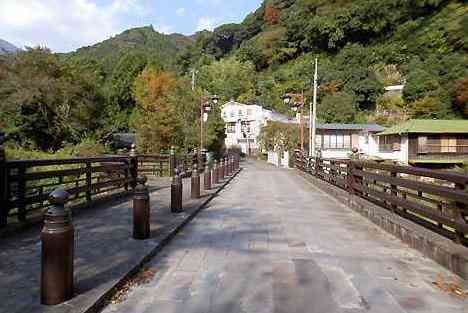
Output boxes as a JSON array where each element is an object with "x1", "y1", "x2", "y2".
[{"x1": 41, "y1": 155, "x2": 240, "y2": 305}]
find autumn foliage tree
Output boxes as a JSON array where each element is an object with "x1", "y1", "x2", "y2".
[
  {"x1": 264, "y1": 4, "x2": 280, "y2": 26},
  {"x1": 132, "y1": 67, "x2": 181, "y2": 152},
  {"x1": 453, "y1": 77, "x2": 468, "y2": 117}
]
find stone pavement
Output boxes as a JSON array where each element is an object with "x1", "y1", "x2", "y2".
[
  {"x1": 102, "y1": 161, "x2": 467, "y2": 313},
  {"x1": 0, "y1": 174, "x2": 236, "y2": 313}
]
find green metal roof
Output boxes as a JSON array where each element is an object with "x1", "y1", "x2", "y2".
[
  {"x1": 378, "y1": 119, "x2": 468, "y2": 136},
  {"x1": 409, "y1": 159, "x2": 467, "y2": 164}
]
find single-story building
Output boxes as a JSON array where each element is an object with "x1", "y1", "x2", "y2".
[
  {"x1": 376, "y1": 119, "x2": 468, "y2": 166},
  {"x1": 315, "y1": 124, "x2": 384, "y2": 159}
]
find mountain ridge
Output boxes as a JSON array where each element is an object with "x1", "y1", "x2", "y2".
[{"x1": 0, "y1": 39, "x2": 19, "y2": 54}]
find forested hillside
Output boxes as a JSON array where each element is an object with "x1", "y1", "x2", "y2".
[
  {"x1": 0, "y1": 0, "x2": 467, "y2": 157},
  {"x1": 177, "y1": 0, "x2": 468, "y2": 123}
]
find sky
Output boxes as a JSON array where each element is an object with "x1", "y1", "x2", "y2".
[{"x1": 0, "y1": 0, "x2": 263, "y2": 53}]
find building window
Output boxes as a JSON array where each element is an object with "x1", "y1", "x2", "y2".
[
  {"x1": 315, "y1": 135, "x2": 322, "y2": 148},
  {"x1": 241, "y1": 121, "x2": 251, "y2": 134},
  {"x1": 229, "y1": 111, "x2": 235, "y2": 118},
  {"x1": 226, "y1": 123, "x2": 236, "y2": 133},
  {"x1": 322, "y1": 132, "x2": 351, "y2": 150},
  {"x1": 440, "y1": 137, "x2": 457, "y2": 153},
  {"x1": 379, "y1": 135, "x2": 401, "y2": 152}
]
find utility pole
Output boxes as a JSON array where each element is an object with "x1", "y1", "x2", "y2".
[
  {"x1": 191, "y1": 69, "x2": 197, "y2": 91},
  {"x1": 310, "y1": 58, "x2": 318, "y2": 157}
]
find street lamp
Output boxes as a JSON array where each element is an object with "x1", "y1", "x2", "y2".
[
  {"x1": 240, "y1": 120, "x2": 252, "y2": 156},
  {"x1": 282, "y1": 92, "x2": 305, "y2": 151},
  {"x1": 200, "y1": 93, "x2": 219, "y2": 152}
]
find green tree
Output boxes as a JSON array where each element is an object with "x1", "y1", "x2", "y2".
[
  {"x1": 318, "y1": 92, "x2": 357, "y2": 123},
  {"x1": 0, "y1": 47, "x2": 104, "y2": 151},
  {"x1": 198, "y1": 58, "x2": 256, "y2": 101},
  {"x1": 108, "y1": 51, "x2": 148, "y2": 109},
  {"x1": 409, "y1": 96, "x2": 452, "y2": 119}
]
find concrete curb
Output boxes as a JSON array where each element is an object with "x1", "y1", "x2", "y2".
[
  {"x1": 86, "y1": 168, "x2": 243, "y2": 313},
  {"x1": 296, "y1": 170, "x2": 468, "y2": 280}
]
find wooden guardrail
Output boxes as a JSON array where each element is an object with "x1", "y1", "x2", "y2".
[
  {"x1": 295, "y1": 151, "x2": 468, "y2": 246},
  {"x1": 0, "y1": 143, "x2": 208, "y2": 228}
]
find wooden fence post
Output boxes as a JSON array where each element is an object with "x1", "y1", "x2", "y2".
[
  {"x1": 454, "y1": 182, "x2": 467, "y2": 244},
  {"x1": 352, "y1": 161, "x2": 363, "y2": 196},
  {"x1": 347, "y1": 161, "x2": 354, "y2": 194},
  {"x1": 330, "y1": 160, "x2": 336, "y2": 185},
  {"x1": 17, "y1": 165, "x2": 26, "y2": 222},
  {"x1": 85, "y1": 161, "x2": 92, "y2": 204},
  {"x1": 314, "y1": 156, "x2": 320, "y2": 177},
  {"x1": 0, "y1": 130, "x2": 7, "y2": 227},
  {"x1": 390, "y1": 170, "x2": 398, "y2": 213}
]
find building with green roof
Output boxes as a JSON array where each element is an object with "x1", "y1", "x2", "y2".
[{"x1": 375, "y1": 119, "x2": 468, "y2": 166}]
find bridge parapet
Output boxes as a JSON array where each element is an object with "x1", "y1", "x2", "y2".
[{"x1": 295, "y1": 151, "x2": 468, "y2": 247}]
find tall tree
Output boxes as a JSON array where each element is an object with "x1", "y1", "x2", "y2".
[
  {"x1": 132, "y1": 66, "x2": 181, "y2": 152},
  {"x1": 0, "y1": 48, "x2": 103, "y2": 151}
]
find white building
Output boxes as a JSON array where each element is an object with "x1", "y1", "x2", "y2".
[
  {"x1": 221, "y1": 100, "x2": 290, "y2": 155},
  {"x1": 313, "y1": 124, "x2": 385, "y2": 159}
]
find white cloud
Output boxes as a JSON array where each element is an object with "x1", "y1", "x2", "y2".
[
  {"x1": 175, "y1": 8, "x2": 186, "y2": 17},
  {"x1": 0, "y1": 0, "x2": 148, "y2": 52},
  {"x1": 196, "y1": 17, "x2": 216, "y2": 31},
  {"x1": 156, "y1": 24, "x2": 173, "y2": 34}
]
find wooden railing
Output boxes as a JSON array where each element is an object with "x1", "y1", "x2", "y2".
[
  {"x1": 295, "y1": 151, "x2": 468, "y2": 246},
  {"x1": 0, "y1": 147, "x2": 208, "y2": 228}
]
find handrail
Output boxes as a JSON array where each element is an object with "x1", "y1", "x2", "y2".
[
  {"x1": 0, "y1": 151, "x2": 212, "y2": 228},
  {"x1": 294, "y1": 152, "x2": 468, "y2": 246}
]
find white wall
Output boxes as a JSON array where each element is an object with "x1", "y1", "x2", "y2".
[
  {"x1": 267, "y1": 150, "x2": 290, "y2": 168},
  {"x1": 318, "y1": 132, "x2": 381, "y2": 160},
  {"x1": 221, "y1": 101, "x2": 290, "y2": 154},
  {"x1": 371, "y1": 135, "x2": 409, "y2": 164},
  {"x1": 320, "y1": 150, "x2": 350, "y2": 159}
]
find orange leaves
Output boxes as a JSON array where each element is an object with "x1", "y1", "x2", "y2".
[
  {"x1": 264, "y1": 4, "x2": 280, "y2": 26},
  {"x1": 133, "y1": 67, "x2": 176, "y2": 113},
  {"x1": 453, "y1": 77, "x2": 468, "y2": 117}
]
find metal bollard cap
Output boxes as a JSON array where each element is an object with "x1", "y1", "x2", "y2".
[
  {"x1": 48, "y1": 188, "x2": 70, "y2": 205},
  {"x1": 130, "y1": 144, "x2": 137, "y2": 156},
  {"x1": 46, "y1": 188, "x2": 71, "y2": 222},
  {"x1": 137, "y1": 175, "x2": 148, "y2": 185}
]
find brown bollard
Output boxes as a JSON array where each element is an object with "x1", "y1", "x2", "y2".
[
  {"x1": 204, "y1": 164, "x2": 212, "y2": 190},
  {"x1": 41, "y1": 188, "x2": 74, "y2": 305},
  {"x1": 219, "y1": 159, "x2": 224, "y2": 180},
  {"x1": 212, "y1": 160, "x2": 219, "y2": 185},
  {"x1": 224, "y1": 157, "x2": 229, "y2": 178},
  {"x1": 133, "y1": 176, "x2": 150, "y2": 240},
  {"x1": 171, "y1": 170, "x2": 183, "y2": 213},
  {"x1": 226, "y1": 156, "x2": 230, "y2": 176},
  {"x1": 191, "y1": 164, "x2": 200, "y2": 199}
]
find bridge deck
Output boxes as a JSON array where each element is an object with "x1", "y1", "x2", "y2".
[{"x1": 103, "y1": 161, "x2": 466, "y2": 313}]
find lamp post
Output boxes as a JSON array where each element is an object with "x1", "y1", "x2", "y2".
[
  {"x1": 200, "y1": 93, "x2": 219, "y2": 153},
  {"x1": 240, "y1": 119, "x2": 252, "y2": 156},
  {"x1": 282, "y1": 91, "x2": 305, "y2": 151}
]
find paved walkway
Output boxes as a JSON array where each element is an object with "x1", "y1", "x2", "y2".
[
  {"x1": 103, "y1": 161, "x2": 467, "y2": 313},
  {"x1": 0, "y1": 176, "x2": 231, "y2": 313}
]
